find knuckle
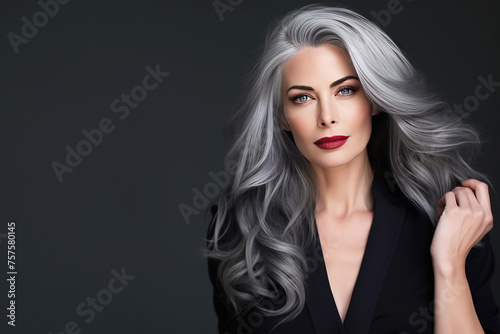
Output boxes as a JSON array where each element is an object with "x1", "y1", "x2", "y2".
[
  {"x1": 485, "y1": 213, "x2": 494, "y2": 225},
  {"x1": 477, "y1": 181, "x2": 487, "y2": 188},
  {"x1": 474, "y1": 209, "x2": 486, "y2": 221}
]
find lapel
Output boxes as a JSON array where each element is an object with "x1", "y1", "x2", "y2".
[{"x1": 304, "y1": 170, "x2": 407, "y2": 334}]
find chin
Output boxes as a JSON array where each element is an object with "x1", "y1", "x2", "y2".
[{"x1": 309, "y1": 158, "x2": 352, "y2": 170}]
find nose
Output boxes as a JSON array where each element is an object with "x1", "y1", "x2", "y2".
[{"x1": 317, "y1": 96, "x2": 336, "y2": 127}]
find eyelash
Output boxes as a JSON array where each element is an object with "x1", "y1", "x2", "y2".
[
  {"x1": 289, "y1": 85, "x2": 358, "y2": 104},
  {"x1": 337, "y1": 85, "x2": 357, "y2": 96}
]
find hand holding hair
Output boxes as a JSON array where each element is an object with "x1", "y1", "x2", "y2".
[
  {"x1": 432, "y1": 179, "x2": 494, "y2": 334},
  {"x1": 432, "y1": 179, "x2": 494, "y2": 269}
]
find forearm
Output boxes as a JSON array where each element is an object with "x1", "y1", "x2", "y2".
[{"x1": 433, "y1": 259, "x2": 484, "y2": 334}]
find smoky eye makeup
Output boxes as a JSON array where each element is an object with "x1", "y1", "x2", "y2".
[
  {"x1": 335, "y1": 85, "x2": 358, "y2": 96},
  {"x1": 289, "y1": 93, "x2": 313, "y2": 104},
  {"x1": 287, "y1": 84, "x2": 359, "y2": 104}
]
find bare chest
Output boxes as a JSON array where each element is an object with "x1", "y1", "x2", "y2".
[{"x1": 315, "y1": 211, "x2": 373, "y2": 323}]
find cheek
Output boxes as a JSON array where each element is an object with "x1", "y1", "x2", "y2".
[
  {"x1": 285, "y1": 114, "x2": 311, "y2": 141},
  {"x1": 342, "y1": 105, "x2": 372, "y2": 131},
  {"x1": 350, "y1": 113, "x2": 370, "y2": 129}
]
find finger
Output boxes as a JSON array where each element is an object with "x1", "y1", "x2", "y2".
[
  {"x1": 436, "y1": 193, "x2": 448, "y2": 218},
  {"x1": 437, "y1": 190, "x2": 450, "y2": 209},
  {"x1": 462, "y1": 179, "x2": 492, "y2": 212},
  {"x1": 451, "y1": 186, "x2": 473, "y2": 210},
  {"x1": 440, "y1": 191, "x2": 458, "y2": 215},
  {"x1": 462, "y1": 180, "x2": 493, "y2": 234},
  {"x1": 437, "y1": 194, "x2": 445, "y2": 208},
  {"x1": 437, "y1": 203, "x2": 444, "y2": 218},
  {"x1": 455, "y1": 185, "x2": 491, "y2": 244},
  {"x1": 460, "y1": 186, "x2": 485, "y2": 220}
]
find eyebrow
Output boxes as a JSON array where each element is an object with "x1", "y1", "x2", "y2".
[{"x1": 285, "y1": 75, "x2": 360, "y2": 93}]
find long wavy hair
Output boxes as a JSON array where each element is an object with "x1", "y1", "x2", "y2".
[{"x1": 206, "y1": 4, "x2": 491, "y2": 324}]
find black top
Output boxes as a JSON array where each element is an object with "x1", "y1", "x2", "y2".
[{"x1": 207, "y1": 171, "x2": 500, "y2": 333}]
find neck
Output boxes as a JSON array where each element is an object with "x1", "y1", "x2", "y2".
[{"x1": 313, "y1": 150, "x2": 374, "y2": 219}]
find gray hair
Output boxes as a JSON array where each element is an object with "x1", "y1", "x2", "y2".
[{"x1": 206, "y1": 4, "x2": 491, "y2": 325}]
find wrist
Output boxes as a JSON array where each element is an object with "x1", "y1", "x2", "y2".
[{"x1": 431, "y1": 254, "x2": 467, "y2": 280}]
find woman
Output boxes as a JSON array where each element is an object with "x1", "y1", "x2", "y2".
[{"x1": 206, "y1": 4, "x2": 499, "y2": 333}]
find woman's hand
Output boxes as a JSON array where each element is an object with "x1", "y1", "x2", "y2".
[
  {"x1": 431, "y1": 179, "x2": 493, "y2": 271},
  {"x1": 431, "y1": 179, "x2": 493, "y2": 333}
]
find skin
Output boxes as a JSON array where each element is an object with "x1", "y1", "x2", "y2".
[
  {"x1": 281, "y1": 43, "x2": 378, "y2": 323},
  {"x1": 432, "y1": 179, "x2": 493, "y2": 333},
  {"x1": 280, "y1": 43, "x2": 493, "y2": 332}
]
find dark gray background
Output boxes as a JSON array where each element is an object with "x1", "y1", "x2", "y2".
[{"x1": 1, "y1": 0, "x2": 499, "y2": 333}]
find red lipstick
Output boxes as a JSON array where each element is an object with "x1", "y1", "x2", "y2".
[{"x1": 314, "y1": 136, "x2": 349, "y2": 149}]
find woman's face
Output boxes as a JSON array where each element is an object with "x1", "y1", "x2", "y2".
[{"x1": 280, "y1": 43, "x2": 376, "y2": 171}]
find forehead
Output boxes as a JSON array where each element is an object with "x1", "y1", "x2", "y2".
[{"x1": 281, "y1": 44, "x2": 356, "y2": 86}]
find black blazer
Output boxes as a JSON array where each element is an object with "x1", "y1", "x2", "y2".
[{"x1": 208, "y1": 171, "x2": 500, "y2": 333}]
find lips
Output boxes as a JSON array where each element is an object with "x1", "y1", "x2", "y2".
[{"x1": 314, "y1": 136, "x2": 349, "y2": 149}]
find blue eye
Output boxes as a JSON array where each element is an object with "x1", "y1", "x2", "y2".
[
  {"x1": 337, "y1": 86, "x2": 356, "y2": 96},
  {"x1": 291, "y1": 94, "x2": 311, "y2": 104}
]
